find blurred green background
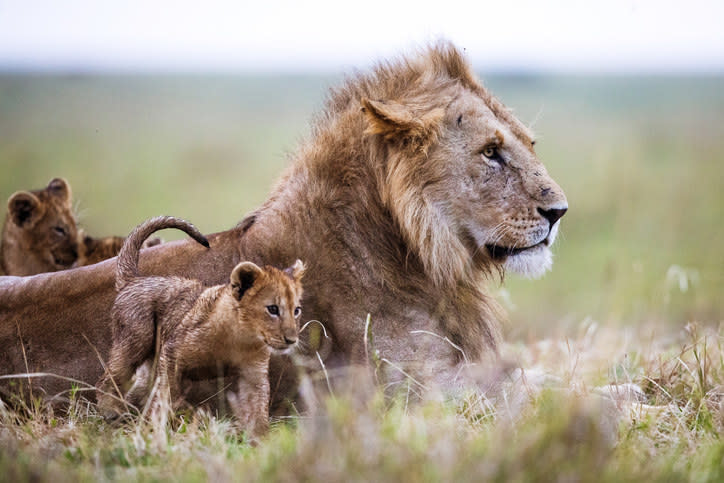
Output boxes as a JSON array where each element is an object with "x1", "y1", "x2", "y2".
[{"x1": 1, "y1": 74, "x2": 722, "y2": 337}]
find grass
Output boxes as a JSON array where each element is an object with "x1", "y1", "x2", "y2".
[
  {"x1": 1, "y1": 73, "x2": 723, "y2": 480},
  {"x1": 1, "y1": 322, "x2": 722, "y2": 481}
]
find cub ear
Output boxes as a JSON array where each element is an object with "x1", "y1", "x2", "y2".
[
  {"x1": 230, "y1": 261, "x2": 263, "y2": 301},
  {"x1": 361, "y1": 98, "x2": 444, "y2": 147},
  {"x1": 46, "y1": 178, "x2": 71, "y2": 202},
  {"x1": 284, "y1": 259, "x2": 305, "y2": 281},
  {"x1": 8, "y1": 191, "x2": 45, "y2": 228},
  {"x1": 80, "y1": 230, "x2": 97, "y2": 252}
]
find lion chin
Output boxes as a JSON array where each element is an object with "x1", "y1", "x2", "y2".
[
  {"x1": 494, "y1": 222, "x2": 561, "y2": 279},
  {"x1": 504, "y1": 244, "x2": 553, "y2": 279}
]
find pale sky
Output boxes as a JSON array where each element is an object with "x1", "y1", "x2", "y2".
[{"x1": 1, "y1": 0, "x2": 723, "y2": 73}]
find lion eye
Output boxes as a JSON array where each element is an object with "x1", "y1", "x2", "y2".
[
  {"x1": 266, "y1": 305, "x2": 279, "y2": 316},
  {"x1": 481, "y1": 145, "x2": 504, "y2": 164},
  {"x1": 53, "y1": 226, "x2": 67, "y2": 237},
  {"x1": 294, "y1": 307, "x2": 302, "y2": 318}
]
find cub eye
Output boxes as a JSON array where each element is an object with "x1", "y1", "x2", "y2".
[
  {"x1": 53, "y1": 226, "x2": 67, "y2": 237},
  {"x1": 266, "y1": 305, "x2": 279, "y2": 316},
  {"x1": 294, "y1": 307, "x2": 302, "y2": 318}
]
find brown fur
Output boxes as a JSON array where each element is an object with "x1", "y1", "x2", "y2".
[
  {"x1": 0, "y1": 42, "x2": 567, "y2": 407},
  {"x1": 0, "y1": 178, "x2": 161, "y2": 276},
  {"x1": 76, "y1": 230, "x2": 161, "y2": 267},
  {"x1": 97, "y1": 216, "x2": 304, "y2": 438},
  {"x1": 78, "y1": 232, "x2": 126, "y2": 267}
]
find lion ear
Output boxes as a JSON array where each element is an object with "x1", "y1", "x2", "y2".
[
  {"x1": 8, "y1": 191, "x2": 45, "y2": 228},
  {"x1": 284, "y1": 259, "x2": 305, "y2": 281},
  {"x1": 362, "y1": 98, "x2": 443, "y2": 146},
  {"x1": 46, "y1": 178, "x2": 71, "y2": 203},
  {"x1": 230, "y1": 261, "x2": 263, "y2": 300}
]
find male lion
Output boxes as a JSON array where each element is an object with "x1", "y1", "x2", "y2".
[
  {"x1": 0, "y1": 42, "x2": 567, "y2": 407},
  {"x1": 97, "y1": 216, "x2": 303, "y2": 439}
]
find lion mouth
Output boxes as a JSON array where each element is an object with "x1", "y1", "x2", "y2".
[
  {"x1": 264, "y1": 337, "x2": 297, "y2": 354},
  {"x1": 485, "y1": 239, "x2": 548, "y2": 261},
  {"x1": 270, "y1": 345, "x2": 296, "y2": 355}
]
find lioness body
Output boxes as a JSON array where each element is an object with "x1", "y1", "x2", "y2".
[
  {"x1": 97, "y1": 216, "x2": 303, "y2": 437},
  {"x1": 0, "y1": 43, "x2": 567, "y2": 406}
]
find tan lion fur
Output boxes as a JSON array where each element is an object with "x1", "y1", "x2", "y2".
[
  {"x1": 96, "y1": 216, "x2": 303, "y2": 438},
  {"x1": 0, "y1": 42, "x2": 567, "y2": 408}
]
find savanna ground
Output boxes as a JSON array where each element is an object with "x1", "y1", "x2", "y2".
[{"x1": 0, "y1": 74, "x2": 722, "y2": 481}]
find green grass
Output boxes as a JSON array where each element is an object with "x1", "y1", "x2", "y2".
[
  {"x1": 1, "y1": 73, "x2": 723, "y2": 480},
  {"x1": 1, "y1": 323, "x2": 722, "y2": 481}
]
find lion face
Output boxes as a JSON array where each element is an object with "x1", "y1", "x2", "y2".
[
  {"x1": 230, "y1": 260, "x2": 305, "y2": 353},
  {"x1": 5, "y1": 178, "x2": 79, "y2": 274},
  {"x1": 364, "y1": 71, "x2": 567, "y2": 282},
  {"x1": 429, "y1": 92, "x2": 568, "y2": 278}
]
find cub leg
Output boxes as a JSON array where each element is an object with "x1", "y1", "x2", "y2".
[
  {"x1": 226, "y1": 370, "x2": 270, "y2": 442},
  {"x1": 124, "y1": 360, "x2": 154, "y2": 410},
  {"x1": 97, "y1": 323, "x2": 154, "y2": 417},
  {"x1": 148, "y1": 346, "x2": 182, "y2": 429}
]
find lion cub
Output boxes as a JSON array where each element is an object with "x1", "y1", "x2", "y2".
[
  {"x1": 97, "y1": 215, "x2": 304, "y2": 439},
  {"x1": 0, "y1": 178, "x2": 79, "y2": 276},
  {"x1": 0, "y1": 177, "x2": 160, "y2": 276},
  {"x1": 77, "y1": 230, "x2": 161, "y2": 267}
]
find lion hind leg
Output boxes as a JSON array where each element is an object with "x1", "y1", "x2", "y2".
[
  {"x1": 147, "y1": 347, "x2": 181, "y2": 430},
  {"x1": 97, "y1": 321, "x2": 155, "y2": 417},
  {"x1": 124, "y1": 359, "x2": 154, "y2": 410}
]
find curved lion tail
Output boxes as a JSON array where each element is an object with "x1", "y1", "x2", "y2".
[{"x1": 116, "y1": 215, "x2": 209, "y2": 291}]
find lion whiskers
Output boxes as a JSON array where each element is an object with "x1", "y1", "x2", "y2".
[{"x1": 486, "y1": 222, "x2": 509, "y2": 247}]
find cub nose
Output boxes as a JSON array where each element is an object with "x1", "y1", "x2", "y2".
[
  {"x1": 537, "y1": 206, "x2": 568, "y2": 227},
  {"x1": 284, "y1": 335, "x2": 297, "y2": 345}
]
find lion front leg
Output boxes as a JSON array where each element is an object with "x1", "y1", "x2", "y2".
[{"x1": 225, "y1": 372, "x2": 270, "y2": 443}]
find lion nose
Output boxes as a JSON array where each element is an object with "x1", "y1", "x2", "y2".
[
  {"x1": 284, "y1": 335, "x2": 297, "y2": 345},
  {"x1": 537, "y1": 206, "x2": 568, "y2": 227}
]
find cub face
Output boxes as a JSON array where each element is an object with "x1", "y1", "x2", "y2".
[
  {"x1": 5, "y1": 178, "x2": 79, "y2": 272},
  {"x1": 230, "y1": 260, "x2": 305, "y2": 353}
]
